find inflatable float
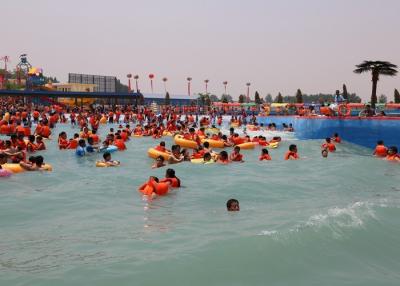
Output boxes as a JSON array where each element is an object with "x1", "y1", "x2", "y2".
[
  {"x1": 147, "y1": 148, "x2": 171, "y2": 160},
  {"x1": 174, "y1": 135, "x2": 198, "y2": 149}
]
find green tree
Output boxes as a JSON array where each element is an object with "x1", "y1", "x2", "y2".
[
  {"x1": 347, "y1": 93, "x2": 362, "y2": 103},
  {"x1": 378, "y1": 94, "x2": 387, "y2": 104},
  {"x1": 220, "y1": 94, "x2": 232, "y2": 103},
  {"x1": 209, "y1": 94, "x2": 219, "y2": 102},
  {"x1": 354, "y1": 61, "x2": 398, "y2": 108},
  {"x1": 343, "y1": 84, "x2": 348, "y2": 100},
  {"x1": 254, "y1": 91, "x2": 262, "y2": 104},
  {"x1": 137, "y1": 93, "x2": 145, "y2": 105},
  {"x1": 116, "y1": 80, "x2": 129, "y2": 92},
  {"x1": 265, "y1": 94, "x2": 272, "y2": 103},
  {"x1": 238, "y1": 94, "x2": 245, "y2": 103},
  {"x1": 394, "y1": 89, "x2": 400, "y2": 103},
  {"x1": 197, "y1": 93, "x2": 212, "y2": 106},
  {"x1": 275, "y1": 92, "x2": 283, "y2": 103},
  {"x1": 296, "y1": 89, "x2": 303, "y2": 103},
  {"x1": 165, "y1": 92, "x2": 170, "y2": 105}
]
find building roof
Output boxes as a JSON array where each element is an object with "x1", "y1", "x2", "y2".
[{"x1": 142, "y1": 93, "x2": 192, "y2": 100}]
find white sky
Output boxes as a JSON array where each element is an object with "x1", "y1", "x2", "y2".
[{"x1": 2, "y1": 0, "x2": 400, "y2": 100}]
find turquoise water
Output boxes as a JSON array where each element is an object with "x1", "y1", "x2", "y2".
[{"x1": 1, "y1": 122, "x2": 400, "y2": 286}]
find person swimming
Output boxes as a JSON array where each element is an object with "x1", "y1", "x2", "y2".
[
  {"x1": 160, "y1": 168, "x2": 181, "y2": 188},
  {"x1": 98, "y1": 152, "x2": 120, "y2": 166},
  {"x1": 217, "y1": 151, "x2": 230, "y2": 164},
  {"x1": 373, "y1": 140, "x2": 388, "y2": 157},
  {"x1": 321, "y1": 138, "x2": 336, "y2": 152},
  {"x1": 226, "y1": 199, "x2": 240, "y2": 212},
  {"x1": 321, "y1": 149, "x2": 329, "y2": 158},
  {"x1": 76, "y1": 139, "x2": 86, "y2": 157},
  {"x1": 284, "y1": 144, "x2": 299, "y2": 160},
  {"x1": 152, "y1": 155, "x2": 166, "y2": 169},
  {"x1": 386, "y1": 146, "x2": 400, "y2": 162},
  {"x1": 19, "y1": 155, "x2": 46, "y2": 171},
  {"x1": 168, "y1": 145, "x2": 184, "y2": 164},
  {"x1": 230, "y1": 146, "x2": 244, "y2": 162},
  {"x1": 259, "y1": 148, "x2": 271, "y2": 161}
]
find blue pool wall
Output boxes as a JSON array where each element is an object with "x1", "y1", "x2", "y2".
[{"x1": 257, "y1": 116, "x2": 400, "y2": 149}]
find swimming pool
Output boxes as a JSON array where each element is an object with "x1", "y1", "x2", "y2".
[{"x1": 1, "y1": 122, "x2": 400, "y2": 286}]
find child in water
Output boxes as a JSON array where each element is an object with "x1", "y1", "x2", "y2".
[
  {"x1": 230, "y1": 146, "x2": 244, "y2": 162},
  {"x1": 19, "y1": 155, "x2": 46, "y2": 171},
  {"x1": 98, "y1": 152, "x2": 120, "y2": 166},
  {"x1": 373, "y1": 140, "x2": 387, "y2": 157},
  {"x1": 259, "y1": 148, "x2": 271, "y2": 161},
  {"x1": 76, "y1": 139, "x2": 86, "y2": 156},
  {"x1": 226, "y1": 199, "x2": 240, "y2": 212},
  {"x1": 386, "y1": 146, "x2": 400, "y2": 162},
  {"x1": 152, "y1": 156, "x2": 166, "y2": 169},
  {"x1": 217, "y1": 151, "x2": 230, "y2": 164},
  {"x1": 284, "y1": 144, "x2": 299, "y2": 160},
  {"x1": 321, "y1": 149, "x2": 329, "y2": 158}
]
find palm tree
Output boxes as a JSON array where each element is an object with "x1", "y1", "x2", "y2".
[{"x1": 353, "y1": 61, "x2": 398, "y2": 108}]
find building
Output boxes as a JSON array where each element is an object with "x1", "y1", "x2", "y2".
[
  {"x1": 52, "y1": 83, "x2": 97, "y2": 92},
  {"x1": 142, "y1": 93, "x2": 192, "y2": 106},
  {"x1": 68, "y1": 73, "x2": 116, "y2": 93}
]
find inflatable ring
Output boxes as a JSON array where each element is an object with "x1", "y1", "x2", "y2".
[
  {"x1": 263, "y1": 105, "x2": 271, "y2": 116},
  {"x1": 3, "y1": 112, "x2": 10, "y2": 122},
  {"x1": 101, "y1": 145, "x2": 118, "y2": 153},
  {"x1": 96, "y1": 162, "x2": 108, "y2": 167},
  {"x1": 246, "y1": 124, "x2": 259, "y2": 131},
  {"x1": 132, "y1": 134, "x2": 143, "y2": 138},
  {"x1": 2, "y1": 164, "x2": 24, "y2": 173},
  {"x1": 96, "y1": 162, "x2": 119, "y2": 167},
  {"x1": 99, "y1": 116, "x2": 107, "y2": 124},
  {"x1": 162, "y1": 131, "x2": 173, "y2": 137},
  {"x1": 139, "y1": 184, "x2": 154, "y2": 196},
  {"x1": 191, "y1": 158, "x2": 205, "y2": 164},
  {"x1": 0, "y1": 169, "x2": 12, "y2": 177},
  {"x1": 205, "y1": 128, "x2": 220, "y2": 134},
  {"x1": 237, "y1": 142, "x2": 256, "y2": 150},
  {"x1": 201, "y1": 138, "x2": 225, "y2": 148},
  {"x1": 2, "y1": 163, "x2": 52, "y2": 173},
  {"x1": 191, "y1": 158, "x2": 215, "y2": 164},
  {"x1": 147, "y1": 148, "x2": 171, "y2": 160},
  {"x1": 338, "y1": 104, "x2": 351, "y2": 117},
  {"x1": 174, "y1": 135, "x2": 198, "y2": 149},
  {"x1": 41, "y1": 164, "x2": 53, "y2": 171},
  {"x1": 267, "y1": 142, "x2": 279, "y2": 149}
]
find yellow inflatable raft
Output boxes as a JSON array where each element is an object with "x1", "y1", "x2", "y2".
[
  {"x1": 147, "y1": 148, "x2": 171, "y2": 160},
  {"x1": 2, "y1": 163, "x2": 52, "y2": 173},
  {"x1": 190, "y1": 158, "x2": 215, "y2": 164},
  {"x1": 237, "y1": 142, "x2": 256, "y2": 150},
  {"x1": 201, "y1": 139, "x2": 225, "y2": 148},
  {"x1": 174, "y1": 135, "x2": 198, "y2": 149},
  {"x1": 99, "y1": 116, "x2": 107, "y2": 124},
  {"x1": 267, "y1": 142, "x2": 279, "y2": 149},
  {"x1": 96, "y1": 162, "x2": 119, "y2": 167},
  {"x1": 205, "y1": 128, "x2": 220, "y2": 134}
]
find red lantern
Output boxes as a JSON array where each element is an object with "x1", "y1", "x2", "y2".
[
  {"x1": 204, "y1": 79, "x2": 209, "y2": 94},
  {"x1": 134, "y1": 75, "x2": 139, "y2": 92},
  {"x1": 223, "y1": 81, "x2": 228, "y2": 94},
  {"x1": 187, "y1": 77, "x2": 192, "y2": 96},
  {"x1": 162, "y1": 77, "x2": 168, "y2": 92},
  {"x1": 127, "y1": 74, "x2": 132, "y2": 92},
  {"x1": 148, "y1": 74, "x2": 155, "y2": 93}
]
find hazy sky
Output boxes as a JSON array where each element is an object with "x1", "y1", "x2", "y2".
[{"x1": 3, "y1": 0, "x2": 400, "y2": 100}]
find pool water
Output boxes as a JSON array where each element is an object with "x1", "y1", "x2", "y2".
[{"x1": 1, "y1": 121, "x2": 400, "y2": 286}]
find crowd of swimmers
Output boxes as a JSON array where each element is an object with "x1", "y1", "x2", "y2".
[{"x1": 1, "y1": 98, "x2": 399, "y2": 210}]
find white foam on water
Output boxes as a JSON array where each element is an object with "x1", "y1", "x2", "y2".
[{"x1": 258, "y1": 230, "x2": 278, "y2": 236}]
